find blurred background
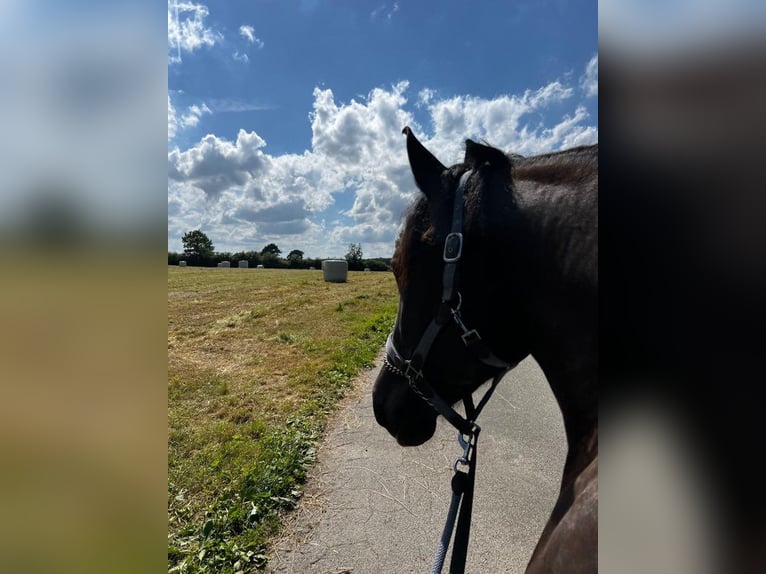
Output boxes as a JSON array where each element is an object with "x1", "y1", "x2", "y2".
[
  {"x1": 600, "y1": 1, "x2": 766, "y2": 573},
  {"x1": 0, "y1": 0, "x2": 764, "y2": 573},
  {"x1": 0, "y1": 1, "x2": 166, "y2": 573}
]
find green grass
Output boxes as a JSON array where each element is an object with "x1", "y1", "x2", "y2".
[{"x1": 168, "y1": 267, "x2": 398, "y2": 573}]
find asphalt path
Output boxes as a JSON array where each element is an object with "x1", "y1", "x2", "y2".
[{"x1": 267, "y1": 352, "x2": 566, "y2": 574}]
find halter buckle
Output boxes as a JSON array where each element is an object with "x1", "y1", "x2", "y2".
[
  {"x1": 461, "y1": 329, "x2": 482, "y2": 347},
  {"x1": 404, "y1": 360, "x2": 424, "y2": 382},
  {"x1": 443, "y1": 232, "x2": 463, "y2": 263}
]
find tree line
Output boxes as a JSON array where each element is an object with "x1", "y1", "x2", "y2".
[{"x1": 168, "y1": 230, "x2": 391, "y2": 271}]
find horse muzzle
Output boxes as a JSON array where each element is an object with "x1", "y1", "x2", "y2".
[{"x1": 372, "y1": 366, "x2": 438, "y2": 446}]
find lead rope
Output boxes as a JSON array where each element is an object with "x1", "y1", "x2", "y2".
[
  {"x1": 431, "y1": 468, "x2": 465, "y2": 574},
  {"x1": 428, "y1": 371, "x2": 503, "y2": 574},
  {"x1": 431, "y1": 428, "x2": 479, "y2": 574},
  {"x1": 448, "y1": 428, "x2": 478, "y2": 574}
]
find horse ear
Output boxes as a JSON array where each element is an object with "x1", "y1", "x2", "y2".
[
  {"x1": 403, "y1": 126, "x2": 446, "y2": 198},
  {"x1": 464, "y1": 139, "x2": 511, "y2": 171}
]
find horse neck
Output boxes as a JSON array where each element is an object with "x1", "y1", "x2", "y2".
[
  {"x1": 490, "y1": 171, "x2": 598, "y2": 467},
  {"x1": 536, "y1": 355, "x2": 598, "y2": 478},
  {"x1": 532, "y1": 186, "x2": 597, "y2": 463}
]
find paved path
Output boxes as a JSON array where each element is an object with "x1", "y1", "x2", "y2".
[{"x1": 267, "y1": 353, "x2": 566, "y2": 574}]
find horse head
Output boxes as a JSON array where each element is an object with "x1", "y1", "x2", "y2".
[{"x1": 373, "y1": 127, "x2": 532, "y2": 446}]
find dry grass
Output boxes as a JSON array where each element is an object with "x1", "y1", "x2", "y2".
[{"x1": 168, "y1": 267, "x2": 398, "y2": 573}]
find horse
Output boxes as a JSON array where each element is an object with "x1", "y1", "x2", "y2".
[{"x1": 372, "y1": 127, "x2": 597, "y2": 573}]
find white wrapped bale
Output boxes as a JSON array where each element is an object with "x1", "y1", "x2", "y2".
[
  {"x1": 238, "y1": 260, "x2": 248, "y2": 268},
  {"x1": 219, "y1": 261, "x2": 230, "y2": 268},
  {"x1": 179, "y1": 261, "x2": 187, "y2": 267},
  {"x1": 322, "y1": 259, "x2": 348, "y2": 283}
]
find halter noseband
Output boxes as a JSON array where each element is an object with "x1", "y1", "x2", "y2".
[{"x1": 384, "y1": 169, "x2": 515, "y2": 437}]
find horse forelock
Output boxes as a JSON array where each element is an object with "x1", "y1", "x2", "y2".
[
  {"x1": 394, "y1": 160, "x2": 509, "y2": 291},
  {"x1": 392, "y1": 196, "x2": 428, "y2": 293}
]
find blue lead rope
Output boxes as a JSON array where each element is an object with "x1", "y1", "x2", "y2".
[
  {"x1": 431, "y1": 473, "x2": 464, "y2": 574},
  {"x1": 430, "y1": 426, "x2": 480, "y2": 574}
]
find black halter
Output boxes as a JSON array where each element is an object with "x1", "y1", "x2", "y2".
[
  {"x1": 384, "y1": 168, "x2": 514, "y2": 435},
  {"x1": 383, "y1": 168, "x2": 515, "y2": 574}
]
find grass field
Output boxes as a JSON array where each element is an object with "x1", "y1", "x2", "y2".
[{"x1": 168, "y1": 267, "x2": 398, "y2": 573}]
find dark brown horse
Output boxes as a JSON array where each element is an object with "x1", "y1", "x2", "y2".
[{"x1": 372, "y1": 127, "x2": 597, "y2": 573}]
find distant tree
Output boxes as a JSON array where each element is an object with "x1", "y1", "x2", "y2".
[
  {"x1": 217, "y1": 252, "x2": 233, "y2": 263},
  {"x1": 287, "y1": 249, "x2": 304, "y2": 268},
  {"x1": 345, "y1": 243, "x2": 363, "y2": 271},
  {"x1": 261, "y1": 253, "x2": 279, "y2": 268},
  {"x1": 363, "y1": 258, "x2": 390, "y2": 272},
  {"x1": 261, "y1": 243, "x2": 281, "y2": 257},
  {"x1": 182, "y1": 230, "x2": 214, "y2": 258}
]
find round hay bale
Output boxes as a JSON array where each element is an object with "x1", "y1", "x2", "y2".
[
  {"x1": 178, "y1": 261, "x2": 187, "y2": 267},
  {"x1": 220, "y1": 261, "x2": 230, "y2": 268},
  {"x1": 322, "y1": 259, "x2": 348, "y2": 283},
  {"x1": 238, "y1": 260, "x2": 248, "y2": 268}
]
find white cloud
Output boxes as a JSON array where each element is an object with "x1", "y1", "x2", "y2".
[
  {"x1": 309, "y1": 81, "x2": 413, "y2": 167},
  {"x1": 423, "y1": 80, "x2": 584, "y2": 159},
  {"x1": 168, "y1": 95, "x2": 177, "y2": 140},
  {"x1": 208, "y1": 99, "x2": 275, "y2": 113},
  {"x1": 239, "y1": 25, "x2": 264, "y2": 48},
  {"x1": 232, "y1": 50, "x2": 249, "y2": 63},
  {"x1": 581, "y1": 54, "x2": 598, "y2": 97},
  {"x1": 168, "y1": 128, "x2": 345, "y2": 254},
  {"x1": 168, "y1": 1, "x2": 222, "y2": 64},
  {"x1": 169, "y1": 64, "x2": 598, "y2": 256},
  {"x1": 179, "y1": 103, "x2": 211, "y2": 129},
  {"x1": 417, "y1": 88, "x2": 435, "y2": 107},
  {"x1": 536, "y1": 105, "x2": 595, "y2": 149},
  {"x1": 168, "y1": 95, "x2": 212, "y2": 141},
  {"x1": 239, "y1": 25, "x2": 255, "y2": 42},
  {"x1": 169, "y1": 129, "x2": 270, "y2": 197},
  {"x1": 370, "y1": 2, "x2": 399, "y2": 21}
]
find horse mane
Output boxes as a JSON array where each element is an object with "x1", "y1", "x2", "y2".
[
  {"x1": 513, "y1": 145, "x2": 599, "y2": 291},
  {"x1": 513, "y1": 144, "x2": 598, "y2": 186}
]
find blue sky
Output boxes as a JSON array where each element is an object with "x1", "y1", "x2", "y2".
[{"x1": 168, "y1": 0, "x2": 598, "y2": 258}]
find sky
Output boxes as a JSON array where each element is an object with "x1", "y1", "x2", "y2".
[{"x1": 168, "y1": 0, "x2": 598, "y2": 258}]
